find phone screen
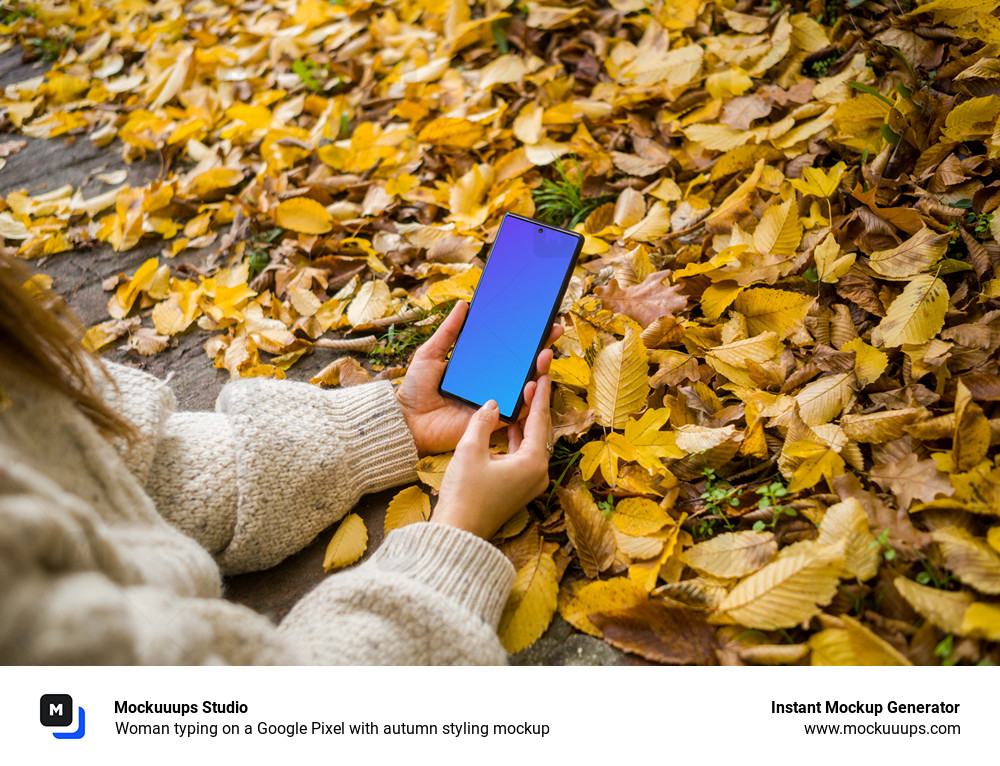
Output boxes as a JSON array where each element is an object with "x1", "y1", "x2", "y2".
[{"x1": 439, "y1": 214, "x2": 583, "y2": 421}]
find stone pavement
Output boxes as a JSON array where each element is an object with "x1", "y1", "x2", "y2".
[{"x1": 1, "y1": 45, "x2": 634, "y2": 665}]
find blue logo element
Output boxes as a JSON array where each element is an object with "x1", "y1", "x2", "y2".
[
  {"x1": 52, "y1": 708, "x2": 85, "y2": 739},
  {"x1": 40, "y1": 695, "x2": 86, "y2": 739}
]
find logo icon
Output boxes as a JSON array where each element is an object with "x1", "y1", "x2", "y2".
[{"x1": 40, "y1": 694, "x2": 86, "y2": 739}]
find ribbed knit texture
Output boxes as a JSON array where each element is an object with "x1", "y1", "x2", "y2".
[
  {"x1": 374, "y1": 523, "x2": 515, "y2": 628},
  {"x1": 0, "y1": 362, "x2": 514, "y2": 665},
  {"x1": 212, "y1": 376, "x2": 419, "y2": 574}
]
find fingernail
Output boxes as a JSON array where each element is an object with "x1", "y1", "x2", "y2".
[{"x1": 485, "y1": 399, "x2": 498, "y2": 410}]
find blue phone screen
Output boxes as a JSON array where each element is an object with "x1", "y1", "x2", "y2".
[{"x1": 440, "y1": 215, "x2": 581, "y2": 419}]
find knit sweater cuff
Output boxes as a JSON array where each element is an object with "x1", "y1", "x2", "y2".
[
  {"x1": 328, "y1": 381, "x2": 419, "y2": 496},
  {"x1": 213, "y1": 377, "x2": 419, "y2": 574},
  {"x1": 374, "y1": 523, "x2": 515, "y2": 629}
]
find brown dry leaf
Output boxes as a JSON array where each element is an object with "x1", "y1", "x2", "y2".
[
  {"x1": 590, "y1": 601, "x2": 718, "y2": 664},
  {"x1": 556, "y1": 477, "x2": 618, "y2": 578},
  {"x1": 870, "y1": 453, "x2": 954, "y2": 511},
  {"x1": 309, "y1": 357, "x2": 371, "y2": 387},
  {"x1": 593, "y1": 270, "x2": 687, "y2": 328},
  {"x1": 128, "y1": 327, "x2": 170, "y2": 356}
]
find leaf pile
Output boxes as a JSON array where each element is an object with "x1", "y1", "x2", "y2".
[{"x1": 5, "y1": 0, "x2": 1000, "y2": 664}]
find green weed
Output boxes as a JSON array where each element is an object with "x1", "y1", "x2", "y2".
[
  {"x1": 935, "y1": 634, "x2": 959, "y2": 666},
  {"x1": 869, "y1": 529, "x2": 897, "y2": 562},
  {"x1": 751, "y1": 479, "x2": 795, "y2": 531},
  {"x1": 532, "y1": 157, "x2": 613, "y2": 229},
  {"x1": 369, "y1": 299, "x2": 457, "y2": 363},
  {"x1": 694, "y1": 467, "x2": 738, "y2": 539},
  {"x1": 1, "y1": 3, "x2": 37, "y2": 24},
  {"x1": 28, "y1": 34, "x2": 71, "y2": 62},
  {"x1": 914, "y1": 556, "x2": 957, "y2": 590},
  {"x1": 245, "y1": 227, "x2": 283, "y2": 280},
  {"x1": 805, "y1": 55, "x2": 838, "y2": 78},
  {"x1": 292, "y1": 58, "x2": 340, "y2": 93}
]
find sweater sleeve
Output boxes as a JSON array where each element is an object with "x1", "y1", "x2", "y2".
[
  {"x1": 278, "y1": 522, "x2": 516, "y2": 665},
  {"x1": 107, "y1": 363, "x2": 419, "y2": 574}
]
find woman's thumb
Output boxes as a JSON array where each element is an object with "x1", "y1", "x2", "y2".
[{"x1": 458, "y1": 400, "x2": 499, "y2": 454}]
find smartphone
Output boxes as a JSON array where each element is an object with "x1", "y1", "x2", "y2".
[{"x1": 438, "y1": 213, "x2": 584, "y2": 423}]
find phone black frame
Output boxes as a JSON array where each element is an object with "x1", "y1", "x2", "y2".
[{"x1": 436, "y1": 212, "x2": 585, "y2": 423}]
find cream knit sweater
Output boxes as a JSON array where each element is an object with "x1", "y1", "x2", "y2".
[{"x1": 0, "y1": 361, "x2": 515, "y2": 664}]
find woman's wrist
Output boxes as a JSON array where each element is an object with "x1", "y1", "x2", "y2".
[
  {"x1": 394, "y1": 388, "x2": 427, "y2": 457},
  {"x1": 430, "y1": 501, "x2": 491, "y2": 539}
]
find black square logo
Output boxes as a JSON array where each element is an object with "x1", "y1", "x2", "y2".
[{"x1": 40, "y1": 694, "x2": 73, "y2": 727}]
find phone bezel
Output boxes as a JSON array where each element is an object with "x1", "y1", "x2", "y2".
[{"x1": 436, "y1": 212, "x2": 584, "y2": 424}]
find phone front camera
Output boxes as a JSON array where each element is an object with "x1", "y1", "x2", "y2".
[{"x1": 538, "y1": 227, "x2": 543, "y2": 233}]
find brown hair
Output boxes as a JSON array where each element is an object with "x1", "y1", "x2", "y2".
[{"x1": 0, "y1": 248, "x2": 136, "y2": 442}]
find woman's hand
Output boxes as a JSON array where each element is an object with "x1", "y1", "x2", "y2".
[
  {"x1": 396, "y1": 300, "x2": 562, "y2": 456},
  {"x1": 431, "y1": 374, "x2": 553, "y2": 539}
]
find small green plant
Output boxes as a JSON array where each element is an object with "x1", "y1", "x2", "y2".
[
  {"x1": 491, "y1": 19, "x2": 509, "y2": 54},
  {"x1": 1, "y1": 3, "x2": 38, "y2": 23},
  {"x1": 935, "y1": 634, "x2": 959, "y2": 666},
  {"x1": 751, "y1": 480, "x2": 795, "y2": 531},
  {"x1": 837, "y1": 582, "x2": 888, "y2": 616},
  {"x1": 701, "y1": 468, "x2": 740, "y2": 514},
  {"x1": 914, "y1": 556, "x2": 957, "y2": 590},
  {"x1": 28, "y1": 33, "x2": 71, "y2": 62},
  {"x1": 598, "y1": 495, "x2": 615, "y2": 520},
  {"x1": 369, "y1": 299, "x2": 458, "y2": 363},
  {"x1": 869, "y1": 528, "x2": 897, "y2": 562},
  {"x1": 542, "y1": 434, "x2": 598, "y2": 510},
  {"x1": 532, "y1": 156, "x2": 613, "y2": 229},
  {"x1": 244, "y1": 227, "x2": 283, "y2": 280},
  {"x1": 969, "y1": 210, "x2": 993, "y2": 239},
  {"x1": 292, "y1": 58, "x2": 340, "y2": 93},
  {"x1": 694, "y1": 467, "x2": 738, "y2": 538},
  {"x1": 805, "y1": 55, "x2": 838, "y2": 78},
  {"x1": 946, "y1": 200, "x2": 993, "y2": 241}
]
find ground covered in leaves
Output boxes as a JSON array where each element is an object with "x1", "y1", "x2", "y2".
[{"x1": 4, "y1": 0, "x2": 1000, "y2": 665}]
